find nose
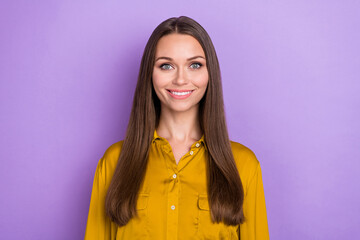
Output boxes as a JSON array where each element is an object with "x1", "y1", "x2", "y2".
[{"x1": 172, "y1": 67, "x2": 188, "y2": 85}]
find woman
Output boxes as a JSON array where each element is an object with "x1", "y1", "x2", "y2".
[{"x1": 85, "y1": 16, "x2": 269, "y2": 240}]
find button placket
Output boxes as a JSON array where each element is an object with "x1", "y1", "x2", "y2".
[{"x1": 166, "y1": 159, "x2": 179, "y2": 240}]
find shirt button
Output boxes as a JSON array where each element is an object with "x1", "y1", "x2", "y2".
[
  {"x1": 172, "y1": 174, "x2": 177, "y2": 179},
  {"x1": 171, "y1": 205, "x2": 175, "y2": 210},
  {"x1": 195, "y1": 143, "x2": 200, "y2": 147},
  {"x1": 189, "y1": 150, "x2": 194, "y2": 155}
]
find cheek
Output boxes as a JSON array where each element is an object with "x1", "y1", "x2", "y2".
[
  {"x1": 152, "y1": 71, "x2": 167, "y2": 101},
  {"x1": 152, "y1": 70, "x2": 167, "y2": 90},
  {"x1": 194, "y1": 71, "x2": 209, "y2": 89},
  {"x1": 197, "y1": 73, "x2": 209, "y2": 100},
  {"x1": 152, "y1": 72, "x2": 161, "y2": 91}
]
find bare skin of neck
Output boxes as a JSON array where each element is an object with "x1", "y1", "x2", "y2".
[{"x1": 156, "y1": 104, "x2": 202, "y2": 164}]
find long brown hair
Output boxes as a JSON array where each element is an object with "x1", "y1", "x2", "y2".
[{"x1": 105, "y1": 16, "x2": 244, "y2": 226}]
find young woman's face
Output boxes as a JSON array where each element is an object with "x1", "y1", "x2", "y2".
[{"x1": 152, "y1": 33, "x2": 208, "y2": 114}]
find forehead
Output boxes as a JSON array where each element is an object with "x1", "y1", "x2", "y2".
[{"x1": 155, "y1": 33, "x2": 205, "y2": 57}]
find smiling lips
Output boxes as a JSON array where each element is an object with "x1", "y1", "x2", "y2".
[{"x1": 167, "y1": 89, "x2": 194, "y2": 99}]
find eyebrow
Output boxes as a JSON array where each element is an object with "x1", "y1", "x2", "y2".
[{"x1": 155, "y1": 56, "x2": 206, "y2": 62}]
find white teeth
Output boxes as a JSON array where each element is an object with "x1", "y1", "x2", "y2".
[{"x1": 171, "y1": 91, "x2": 192, "y2": 96}]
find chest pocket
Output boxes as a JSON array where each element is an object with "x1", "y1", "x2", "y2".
[
  {"x1": 136, "y1": 193, "x2": 149, "y2": 211},
  {"x1": 116, "y1": 193, "x2": 150, "y2": 240},
  {"x1": 197, "y1": 194, "x2": 239, "y2": 240}
]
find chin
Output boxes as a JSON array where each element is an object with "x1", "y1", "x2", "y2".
[{"x1": 168, "y1": 104, "x2": 199, "y2": 113}]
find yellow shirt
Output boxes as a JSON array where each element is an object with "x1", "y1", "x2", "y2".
[{"x1": 85, "y1": 130, "x2": 269, "y2": 240}]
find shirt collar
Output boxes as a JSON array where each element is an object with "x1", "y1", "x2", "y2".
[{"x1": 152, "y1": 129, "x2": 207, "y2": 151}]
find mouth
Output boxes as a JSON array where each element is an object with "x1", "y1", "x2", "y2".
[
  {"x1": 166, "y1": 89, "x2": 194, "y2": 99},
  {"x1": 166, "y1": 89, "x2": 194, "y2": 96}
]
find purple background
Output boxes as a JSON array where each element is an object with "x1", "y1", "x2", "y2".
[{"x1": 1, "y1": 1, "x2": 359, "y2": 239}]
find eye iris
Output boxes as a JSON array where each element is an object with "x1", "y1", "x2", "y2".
[
  {"x1": 191, "y1": 63, "x2": 201, "y2": 69},
  {"x1": 161, "y1": 64, "x2": 171, "y2": 70}
]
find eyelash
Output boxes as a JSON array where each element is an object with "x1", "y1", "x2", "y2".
[{"x1": 160, "y1": 62, "x2": 203, "y2": 70}]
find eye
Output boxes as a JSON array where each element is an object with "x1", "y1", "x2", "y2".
[
  {"x1": 190, "y1": 62, "x2": 202, "y2": 69},
  {"x1": 160, "y1": 64, "x2": 174, "y2": 70}
]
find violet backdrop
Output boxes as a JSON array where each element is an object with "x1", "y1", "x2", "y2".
[{"x1": 0, "y1": 0, "x2": 359, "y2": 239}]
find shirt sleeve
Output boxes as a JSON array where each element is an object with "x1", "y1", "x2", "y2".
[
  {"x1": 240, "y1": 162, "x2": 269, "y2": 240},
  {"x1": 84, "y1": 157, "x2": 117, "y2": 240}
]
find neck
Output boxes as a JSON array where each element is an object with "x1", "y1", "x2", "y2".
[{"x1": 156, "y1": 105, "x2": 202, "y2": 143}]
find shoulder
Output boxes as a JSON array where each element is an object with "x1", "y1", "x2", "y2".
[
  {"x1": 96, "y1": 140, "x2": 124, "y2": 183},
  {"x1": 102, "y1": 140, "x2": 124, "y2": 162},
  {"x1": 230, "y1": 140, "x2": 259, "y2": 167},
  {"x1": 229, "y1": 140, "x2": 260, "y2": 190}
]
